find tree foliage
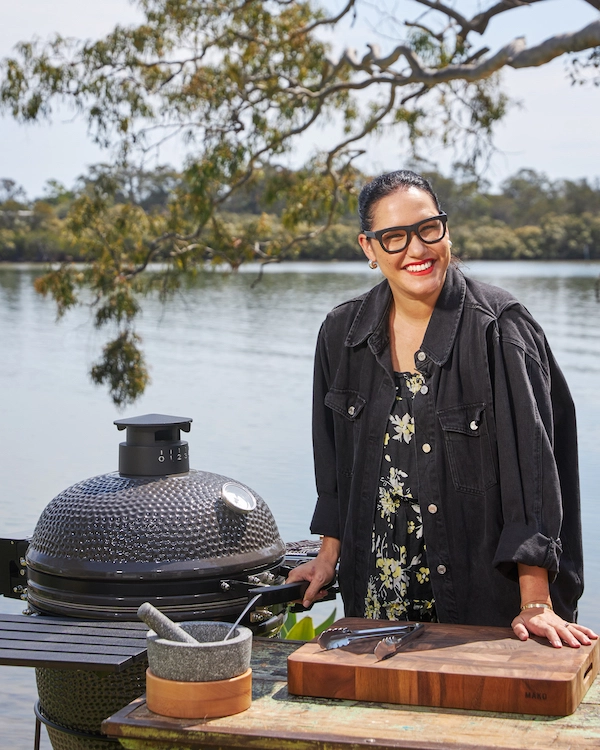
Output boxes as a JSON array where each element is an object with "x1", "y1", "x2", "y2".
[
  {"x1": 2, "y1": 0, "x2": 600, "y2": 404},
  {"x1": 5, "y1": 163, "x2": 600, "y2": 263}
]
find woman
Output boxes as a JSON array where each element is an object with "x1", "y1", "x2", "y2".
[{"x1": 288, "y1": 170, "x2": 597, "y2": 649}]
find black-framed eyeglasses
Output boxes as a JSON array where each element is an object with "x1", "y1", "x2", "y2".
[{"x1": 362, "y1": 213, "x2": 448, "y2": 254}]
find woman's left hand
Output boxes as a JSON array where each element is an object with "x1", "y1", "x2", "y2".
[{"x1": 512, "y1": 607, "x2": 598, "y2": 648}]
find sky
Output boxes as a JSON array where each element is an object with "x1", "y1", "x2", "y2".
[{"x1": 0, "y1": 0, "x2": 599, "y2": 198}]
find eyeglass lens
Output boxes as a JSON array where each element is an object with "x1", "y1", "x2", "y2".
[{"x1": 381, "y1": 217, "x2": 445, "y2": 253}]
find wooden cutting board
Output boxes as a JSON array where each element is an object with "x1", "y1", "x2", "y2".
[{"x1": 287, "y1": 618, "x2": 599, "y2": 716}]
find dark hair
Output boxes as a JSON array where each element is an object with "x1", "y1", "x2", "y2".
[{"x1": 358, "y1": 170, "x2": 442, "y2": 231}]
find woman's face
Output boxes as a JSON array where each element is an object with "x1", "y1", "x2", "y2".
[{"x1": 358, "y1": 186, "x2": 451, "y2": 306}]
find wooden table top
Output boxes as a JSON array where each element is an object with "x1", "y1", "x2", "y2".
[{"x1": 103, "y1": 637, "x2": 600, "y2": 750}]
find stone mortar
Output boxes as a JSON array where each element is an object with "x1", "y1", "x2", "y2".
[{"x1": 146, "y1": 621, "x2": 252, "y2": 682}]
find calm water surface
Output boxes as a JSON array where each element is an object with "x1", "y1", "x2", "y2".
[{"x1": 1, "y1": 261, "x2": 599, "y2": 747}]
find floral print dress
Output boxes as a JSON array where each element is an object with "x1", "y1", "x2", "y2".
[{"x1": 364, "y1": 371, "x2": 437, "y2": 622}]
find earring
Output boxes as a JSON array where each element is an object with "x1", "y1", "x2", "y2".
[
  {"x1": 449, "y1": 240, "x2": 453, "y2": 249},
  {"x1": 368, "y1": 259, "x2": 378, "y2": 269}
]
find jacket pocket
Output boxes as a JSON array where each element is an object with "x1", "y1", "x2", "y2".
[
  {"x1": 324, "y1": 388, "x2": 366, "y2": 421},
  {"x1": 324, "y1": 389, "x2": 366, "y2": 482},
  {"x1": 437, "y1": 403, "x2": 497, "y2": 495}
]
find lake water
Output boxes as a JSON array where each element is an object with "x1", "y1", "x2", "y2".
[{"x1": 1, "y1": 260, "x2": 599, "y2": 748}]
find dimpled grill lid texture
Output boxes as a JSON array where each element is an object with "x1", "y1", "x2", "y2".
[{"x1": 27, "y1": 469, "x2": 286, "y2": 580}]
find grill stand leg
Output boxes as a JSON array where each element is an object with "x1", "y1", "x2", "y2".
[
  {"x1": 34, "y1": 707, "x2": 41, "y2": 750},
  {"x1": 34, "y1": 695, "x2": 124, "y2": 748}
]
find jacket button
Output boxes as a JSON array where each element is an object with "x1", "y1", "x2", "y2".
[
  {"x1": 420, "y1": 385, "x2": 429, "y2": 395},
  {"x1": 348, "y1": 406, "x2": 356, "y2": 416},
  {"x1": 427, "y1": 504, "x2": 438, "y2": 514},
  {"x1": 437, "y1": 564, "x2": 447, "y2": 575},
  {"x1": 417, "y1": 351, "x2": 427, "y2": 362},
  {"x1": 469, "y1": 420, "x2": 479, "y2": 430},
  {"x1": 422, "y1": 443, "x2": 432, "y2": 453}
]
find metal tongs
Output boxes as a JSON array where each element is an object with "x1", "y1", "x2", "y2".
[
  {"x1": 318, "y1": 622, "x2": 424, "y2": 659},
  {"x1": 373, "y1": 624, "x2": 425, "y2": 661}
]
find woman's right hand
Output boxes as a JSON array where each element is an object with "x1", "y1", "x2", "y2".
[{"x1": 286, "y1": 536, "x2": 340, "y2": 608}]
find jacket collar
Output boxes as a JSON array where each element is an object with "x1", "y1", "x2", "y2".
[{"x1": 344, "y1": 264, "x2": 466, "y2": 367}]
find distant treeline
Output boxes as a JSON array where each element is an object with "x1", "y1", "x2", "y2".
[{"x1": 2, "y1": 166, "x2": 600, "y2": 263}]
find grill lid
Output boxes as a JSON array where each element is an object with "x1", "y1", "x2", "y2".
[
  {"x1": 27, "y1": 469, "x2": 286, "y2": 579},
  {"x1": 25, "y1": 415, "x2": 286, "y2": 619}
]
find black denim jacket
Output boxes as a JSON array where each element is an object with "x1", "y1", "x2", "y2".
[{"x1": 310, "y1": 265, "x2": 583, "y2": 626}]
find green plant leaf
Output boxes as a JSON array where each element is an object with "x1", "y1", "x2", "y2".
[
  {"x1": 285, "y1": 616, "x2": 316, "y2": 642},
  {"x1": 280, "y1": 611, "x2": 297, "y2": 639},
  {"x1": 314, "y1": 608, "x2": 337, "y2": 636}
]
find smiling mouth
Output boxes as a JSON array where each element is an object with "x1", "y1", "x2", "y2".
[{"x1": 404, "y1": 259, "x2": 434, "y2": 274}]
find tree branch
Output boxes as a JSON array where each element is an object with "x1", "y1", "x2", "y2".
[
  {"x1": 330, "y1": 19, "x2": 600, "y2": 86},
  {"x1": 326, "y1": 89, "x2": 397, "y2": 166},
  {"x1": 330, "y1": 38, "x2": 526, "y2": 86},
  {"x1": 250, "y1": 244, "x2": 282, "y2": 289},
  {"x1": 291, "y1": 0, "x2": 357, "y2": 38},
  {"x1": 412, "y1": 0, "x2": 471, "y2": 31},
  {"x1": 413, "y1": 0, "x2": 547, "y2": 40},
  {"x1": 404, "y1": 21, "x2": 446, "y2": 43},
  {"x1": 510, "y1": 19, "x2": 600, "y2": 68},
  {"x1": 467, "y1": 1, "x2": 546, "y2": 37}
]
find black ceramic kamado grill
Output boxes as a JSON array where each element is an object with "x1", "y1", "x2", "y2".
[
  {"x1": 25, "y1": 414, "x2": 307, "y2": 634},
  {"x1": 0, "y1": 414, "x2": 324, "y2": 750}
]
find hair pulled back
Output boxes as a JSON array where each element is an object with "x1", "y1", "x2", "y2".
[{"x1": 358, "y1": 170, "x2": 441, "y2": 232}]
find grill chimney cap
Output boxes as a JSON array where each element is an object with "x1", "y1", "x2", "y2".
[
  {"x1": 114, "y1": 413, "x2": 193, "y2": 477},
  {"x1": 114, "y1": 414, "x2": 192, "y2": 431}
]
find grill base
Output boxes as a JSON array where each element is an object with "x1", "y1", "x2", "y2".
[{"x1": 36, "y1": 660, "x2": 147, "y2": 750}]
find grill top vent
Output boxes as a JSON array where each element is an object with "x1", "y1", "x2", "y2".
[{"x1": 114, "y1": 413, "x2": 192, "y2": 477}]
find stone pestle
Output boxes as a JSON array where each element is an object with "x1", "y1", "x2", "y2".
[{"x1": 137, "y1": 602, "x2": 199, "y2": 644}]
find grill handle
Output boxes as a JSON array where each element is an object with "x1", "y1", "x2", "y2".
[{"x1": 248, "y1": 580, "x2": 309, "y2": 607}]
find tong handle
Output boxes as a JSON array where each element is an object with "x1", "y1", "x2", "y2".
[
  {"x1": 336, "y1": 624, "x2": 416, "y2": 638},
  {"x1": 318, "y1": 623, "x2": 418, "y2": 650}
]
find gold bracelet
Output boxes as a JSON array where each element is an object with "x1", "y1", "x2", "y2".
[{"x1": 520, "y1": 602, "x2": 553, "y2": 612}]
